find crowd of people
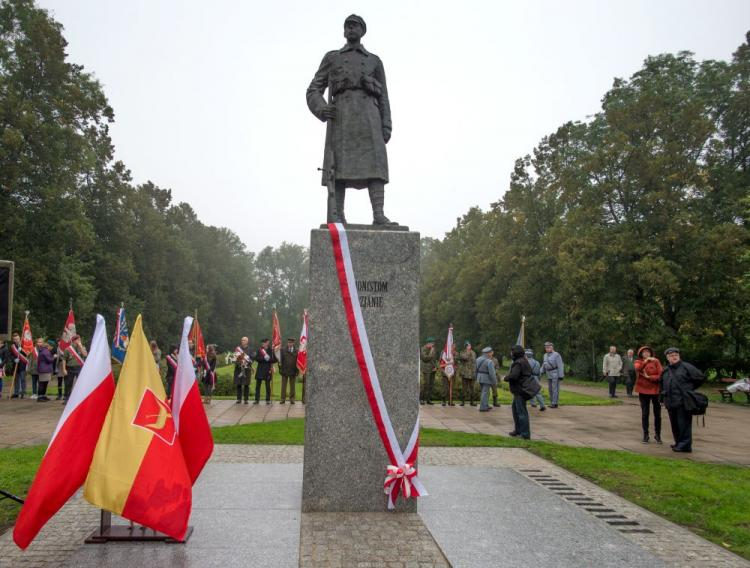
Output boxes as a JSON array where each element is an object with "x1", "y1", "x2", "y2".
[
  {"x1": 420, "y1": 337, "x2": 706, "y2": 452},
  {"x1": 0, "y1": 331, "x2": 87, "y2": 403}
]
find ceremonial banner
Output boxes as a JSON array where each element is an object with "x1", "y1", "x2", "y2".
[
  {"x1": 172, "y1": 316, "x2": 213, "y2": 484},
  {"x1": 58, "y1": 309, "x2": 77, "y2": 352},
  {"x1": 327, "y1": 223, "x2": 426, "y2": 509},
  {"x1": 271, "y1": 310, "x2": 282, "y2": 363},
  {"x1": 439, "y1": 325, "x2": 455, "y2": 378},
  {"x1": 21, "y1": 315, "x2": 33, "y2": 354},
  {"x1": 84, "y1": 315, "x2": 192, "y2": 541},
  {"x1": 111, "y1": 306, "x2": 129, "y2": 364},
  {"x1": 296, "y1": 309, "x2": 308, "y2": 375},
  {"x1": 516, "y1": 315, "x2": 526, "y2": 348},
  {"x1": 14, "y1": 315, "x2": 115, "y2": 549},
  {"x1": 190, "y1": 318, "x2": 206, "y2": 359}
]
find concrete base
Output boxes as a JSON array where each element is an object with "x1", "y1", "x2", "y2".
[{"x1": 302, "y1": 227, "x2": 421, "y2": 512}]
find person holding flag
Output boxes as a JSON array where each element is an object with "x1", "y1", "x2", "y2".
[
  {"x1": 438, "y1": 325, "x2": 456, "y2": 406},
  {"x1": 13, "y1": 315, "x2": 115, "y2": 549},
  {"x1": 254, "y1": 338, "x2": 276, "y2": 405},
  {"x1": 271, "y1": 310, "x2": 282, "y2": 394},
  {"x1": 9, "y1": 330, "x2": 28, "y2": 399},
  {"x1": 61, "y1": 334, "x2": 87, "y2": 403},
  {"x1": 111, "y1": 305, "x2": 129, "y2": 364}
]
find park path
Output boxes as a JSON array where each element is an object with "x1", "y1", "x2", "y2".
[{"x1": 1, "y1": 385, "x2": 748, "y2": 466}]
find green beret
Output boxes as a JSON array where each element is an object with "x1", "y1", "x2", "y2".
[{"x1": 425, "y1": 337, "x2": 435, "y2": 344}]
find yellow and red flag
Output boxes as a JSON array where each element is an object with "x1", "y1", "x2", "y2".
[
  {"x1": 190, "y1": 317, "x2": 206, "y2": 359},
  {"x1": 272, "y1": 310, "x2": 282, "y2": 363},
  {"x1": 84, "y1": 315, "x2": 192, "y2": 541}
]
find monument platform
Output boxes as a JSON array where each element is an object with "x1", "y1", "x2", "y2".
[{"x1": 302, "y1": 226, "x2": 421, "y2": 512}]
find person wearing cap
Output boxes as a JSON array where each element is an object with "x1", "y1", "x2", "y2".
[
  {"x1": 661, "y1": 348, "x2": 705, "y2": 453},
  {"x1": 457, "y1": 341, "x2": 477, "y2": 406},
  {"x1": 254, "y1": 338, "x2": 277, "y2": 405},
  {"x1": 61, "y1": 334, "x2": 87, "y2": 403},
  {"x1": 541, "y1": 341, "x2": 564, "y2": 408},
  {"x1": 622, "y1": 348, "x2": 636, "y2": 397},
  {"x1": 602, "y1": 345, "x2": 623, "y2": 398},
  {"x1": 506, "y1": 345, "x2": 533, "y2": 438},
  {"x1": 525, "y1": 348, "x2": 546, "y2": 411},
  {"x1": 307, "y1": 14, "x2": 396, "y2": 225},
  {"x1": 36, "y1": 339, "x2": 56, "y2": 402},
  {"x1": 420, "y1": 337, "x2": 437, "y2": 404},
  {"x1": 634, "y1": 345, "x2": 663, "y2": 444},
  {"x1": 489, "y1": 352, "x2": 503, "y2": 407},
  {"x1": 475, "y1": 347, "x2": 497, "y2": 412},
  {"x1": 279, "y1": 337, "x2": 299, "y2": 404}
]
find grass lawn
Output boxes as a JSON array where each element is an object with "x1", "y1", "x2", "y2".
[{"x1": 2, "y1": 421, "x2": 748, "y2": 561}]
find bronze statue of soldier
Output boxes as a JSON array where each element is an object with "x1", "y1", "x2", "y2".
[{"x1": 307, "y1": 14, "x2": 397, "y2": 226}]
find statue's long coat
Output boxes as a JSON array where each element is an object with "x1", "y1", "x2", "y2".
[{"x1": 307, "y1": 43, "x2": 391, "y2": 188}]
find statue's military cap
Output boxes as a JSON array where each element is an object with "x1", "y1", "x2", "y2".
[{"x1": 344, "y1": 14, "x2": 366, "y2": 34}]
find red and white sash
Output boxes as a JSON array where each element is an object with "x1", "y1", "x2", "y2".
[
  {"x1": 66, "y1": 346, "x2": 84, "y2": 366},
  {"x1": 166, "y1": 354, "x2": 178, "y2": 371},
  {"x1": 328, "y1": 223, "x2": 426, "y2": 509},
  {"x1": 11, "y1": 344, "x2": 28, "y2": 366}
]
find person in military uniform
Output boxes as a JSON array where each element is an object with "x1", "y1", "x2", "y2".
[
  {"x1": 307, "y1": 14, "x2": 396, "y2": 225},
  {"x1": 233, "y1": 336, "x2": 253, "y2": 404},
  {"x1": 457, "y1": 341, "x2": 477, "y2": 407},
  {"x1": 61, "y1": 334, "x2": 87, "y2": 403},
  {"x1": 420, "y1": 337, "x2": 437, "y2": 405},
  {"x1": 439, "y1": 343, "x2": 458, "y2": 406},
  {"x1": 279, "y1": 337, "x2": 299, "y2": 404}
]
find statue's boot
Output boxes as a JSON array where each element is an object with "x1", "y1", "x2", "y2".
[
  {"x1": 335, "y1": 187, "x2": 347, "y2": 224},
  {"x1": 369, "y1": 186, "x2": 397, "y2": 225}
]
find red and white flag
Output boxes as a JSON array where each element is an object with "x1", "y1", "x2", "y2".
[
  {"x1": 439, "y1": 325, "x2": 455, "y2": 378},
  {"x1": 13, "y1": 315, "x2": 115, "y2": 549},
  {"x1": 296, "y1": 309, "x2": 308, "y2": 375},
  {"x1": 271, "y1": 310, "x2": 282, "y2": 363},
  {"x1": 171, "y1": 316, "x2": 213, "y2": 484},
  {"x1": 58, "y1": 309, "x2": 77, "y2": 352}
]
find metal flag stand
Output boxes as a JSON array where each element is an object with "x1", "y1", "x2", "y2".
[{"x1": 85, "y1": 510, "x2": 193, "y2": 544}]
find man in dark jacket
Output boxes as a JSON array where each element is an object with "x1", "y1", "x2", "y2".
[
  {"x1": 505, "y1": 345, "x2": 533, "y2": 439},
  {"x1": 661, "y1": 347, "x2": 705, "y2": 453},
  {"x1": 255, "y1": 339, "x2": 277, "y2": 405},
  {"x1": 233, "y1": 337, "x2": 253, "y2": 404},
  {"x1": 279, "y1": 338, "x2": 299, "y2": 404}
]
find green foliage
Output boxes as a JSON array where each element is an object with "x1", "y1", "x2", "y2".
[
  {"x1": 0, "y1": 1, "x2": 308, "y2": 349},
  {"x1": 421, "y1": 36, "x2": 750, "y2": 378}
]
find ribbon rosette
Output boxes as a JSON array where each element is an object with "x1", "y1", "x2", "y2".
[{"x1": 384, "y1": 463, "x2": 417, "y2": 506}]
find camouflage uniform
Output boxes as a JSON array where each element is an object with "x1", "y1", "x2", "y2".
[
  {"x1": 420, "y1": 344, "x2": 437, "y2": 404},
  {"x1": 457, "y1": 347, "x2": 477, "y2": 406},
  {"x1": 490, "y1": 356, "x2": 502, "y2": 407}
]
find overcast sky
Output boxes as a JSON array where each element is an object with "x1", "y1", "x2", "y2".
[{"x1": 38, "y1": 0, "x2": 750, "y2": 252}]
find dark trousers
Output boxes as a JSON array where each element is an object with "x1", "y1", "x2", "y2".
[
  {"x1": 255, "y1": 378, "x2": 271, "y2": 402},
  {"x1": 421, "y1": 372, "x2": 435, "y2": 402},
  {"x1": 31, "y1": 374, "x2": 39, "y2": 395},
  {"x1": 625, "y1": 370, "x2": 636, "y2": 395},
  {"x1": 461, "y1": 378, "x2": 475, "y2": 404},
  {"x1": 607, "y1": 376, "x2": 619, "y2": 396},
  {"x1": 236, "y1": 384, "x2": 249, "y2": 402},
  {"x1": 63, "y1": 370, "x2": 79, "y2": 400},
  {"x1": 57, "y1": 376, "x2": 64, "y2": 397},
  {"x1": 281, "y1": 375, "x2": 297, "y2": 402},
  {"x1": 667, "y1": 406, "x2": 693, "y2": 450},
  {"x1": 639, "y1": 393, "x2": 661, "y2": 437},
  {"x1": 512, "y1": 394, "x2": 530, "y2": 439},
  {"x1": 38, "y1": 381, "x2": 49, "y2": 397}
]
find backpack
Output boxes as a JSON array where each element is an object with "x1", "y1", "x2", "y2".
[{"x1": 519, "y1": 365, "x2": 541, "y2": 401}]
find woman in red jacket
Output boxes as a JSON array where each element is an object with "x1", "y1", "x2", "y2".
[{"x1": 634, "y1": 346, "x2": 663, "y2": 445}]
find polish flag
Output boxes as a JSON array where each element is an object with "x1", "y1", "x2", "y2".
[
  {"x1": 13, "y1": 315, "x2": 115, "y2": 549},
  {"x1": 296, "y1": 309, "x2": 308, "y2": 375},
  {"x1": 172, "y1": 316, "x2": 213, "y2": 484}
]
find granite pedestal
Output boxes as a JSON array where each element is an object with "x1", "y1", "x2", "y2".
[{"x1": 302, "y1": 227, "x2": 420, "y2": 512}]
